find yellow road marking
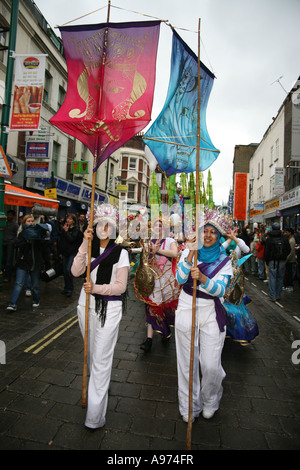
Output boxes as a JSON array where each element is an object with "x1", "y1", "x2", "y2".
[{"x1": 24, "y1": 315, "x2": 78, "y2": 354}]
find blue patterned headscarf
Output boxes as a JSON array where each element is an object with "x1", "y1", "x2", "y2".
[{"x1": 198, "y1": 224, "x2": 221, "y2": 263}]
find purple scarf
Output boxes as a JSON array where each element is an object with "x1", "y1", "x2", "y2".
[{"x1": 183, "y1": 254, "x2": 230, "y2": 332}]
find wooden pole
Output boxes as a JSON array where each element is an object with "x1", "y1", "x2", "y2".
[
  {"x1": 81, "y1": 0, "x2": 111, "y2": 408},
  {"x1": 186, "y1": 17, "x2": 201, "y2": 450},
  {"x1": 81, "y1": 169, "x2": 96, "y2": 407}
]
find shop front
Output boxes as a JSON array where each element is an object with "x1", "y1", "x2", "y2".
[
  {"x1": 28, "y1": 176, "x2": 107, "y2": 219},
  {"x1": 263, "y1": 198, "x2": 281, "y2": 228},
  {"x1": 279, "y1": 186, "x2": 300, "y2": 230}
]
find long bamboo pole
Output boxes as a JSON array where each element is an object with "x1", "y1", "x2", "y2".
[
  {"x1": 81, "y1": 0, "x2": 111, "y2": 408},
  {"x1": 81, "y1": 169, "x2": 96, "y2": 407},
  {"x1": 186, "y1": 17, "x2": 201, "y2": 451}
]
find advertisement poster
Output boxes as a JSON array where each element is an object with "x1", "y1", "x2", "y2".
[
  {"x1": 234, "y1": 173, "x2": 248, "y2": 221},
  {"x1": 9, "y1": 55, "x2": 46, "y2": 131}
]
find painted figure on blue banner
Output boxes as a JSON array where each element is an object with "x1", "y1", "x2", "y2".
[{"x1": 143, "y1": 30, "x2": 219, "y2": 177}]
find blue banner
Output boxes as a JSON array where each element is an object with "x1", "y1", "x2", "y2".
[{"x1": 143, "y1": 30, "x2": 219, "y2": 176}]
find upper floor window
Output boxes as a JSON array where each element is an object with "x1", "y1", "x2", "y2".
[
  {"x1": 275, "y1": 139, "x2": 279, "y2": 160},
  {"x1": 43, "y1": 71, "x2": 52, "y2": 104},
  {"x1": 270, "y1": 145, "x2": 274, "y2": 165},
  {"x1": 58, "y1": 85, "x2": 66, "y2": 109},
  {"x1": 129, "y1": 157, "x2": 137, "y2": 170},
  {"x1": 128, "y1": 183, "x2": 136, "y2": 199},
  {"x1": 52, "y1": 141, "x2": 61, "y2": 176},
  {"x1": 0, "y1": 24, "x2": 8, "y2": 65}
]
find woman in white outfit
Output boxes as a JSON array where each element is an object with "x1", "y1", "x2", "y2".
[
  {"x1": 71, "y1": 208, "x2": 129, "y2": 429},
  {"x1": 175, "y1": 212, "x2": 233, "y2": 422}
]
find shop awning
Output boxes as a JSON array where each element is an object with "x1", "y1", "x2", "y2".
[{"x1": 4, "y1": 184, "x2": 59, "y2": 209}]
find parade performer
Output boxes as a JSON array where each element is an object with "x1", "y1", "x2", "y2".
[
  {"x1": 135, "y1": 216, "x2": 180, "y2": 352},
  {"x1": 71, "y1": 205, "x2": 129, "y2": 430},
  {"x1": 175, "y1": 208, "x2": 233, "y2": 421},
  {"x1": 221, "y1": 228, "x2": 259, "y2": 345}
]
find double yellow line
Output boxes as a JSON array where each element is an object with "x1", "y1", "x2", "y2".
[{"x1": 24, "y1": 315, "x2": 78, "y2": 354}]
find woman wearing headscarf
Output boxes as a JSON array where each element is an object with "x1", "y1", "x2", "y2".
[
  {"x1": 175, "y1": 210, "x2": 233, "y2": 422},
  {"x1": 71, "y1": 205, "x2": 129, "y2": 430}
]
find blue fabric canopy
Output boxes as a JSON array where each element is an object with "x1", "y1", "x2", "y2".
[{"x1": 143, "y1": 30, "x2": 219, "y2": 176}]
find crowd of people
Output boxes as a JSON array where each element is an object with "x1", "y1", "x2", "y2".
[
  {"x1": 2, "y1": 209, "x2": 85, "y2": 311},
  {"x1": 232, "y1": 222, "x2": 299, "y2": 301},
  {"x1": 1, "y1": 205, "x2": 299, "y2": 430}
]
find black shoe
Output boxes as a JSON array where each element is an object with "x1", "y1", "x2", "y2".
[
  {"x1": 140, "y1": 338, "x2": 152, "y2": 352},
  {"x1": 161, "y1": 336, "x2": 170, "y2": 344}
]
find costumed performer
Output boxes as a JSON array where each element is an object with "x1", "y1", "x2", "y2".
[
  {"x1": 71, "y1": 205, "x2": 129, "y2": 430},
  {"x1": 221, "y1": 226, "x2": 250, "y2": 258},
  {"x1": 175, "y1": 209, "x2": 233, "y2": 421},
  {"x1": 138, "y1": 216, "x2": 180, "y2": 352},
  {"x1": 222, "y1": 228, "x2": 259, "y2": 345}
]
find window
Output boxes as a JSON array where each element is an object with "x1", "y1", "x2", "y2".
[
  {"x1": 43, "y1": 71, "x2": 52, "y2": 104},
  {"x1": 275, "y1": 139, "x2": 279, "y2": 160},
  {"x1": 270, "y1": 145, "x2": 274, "y2": 165},
  {"x1": 52, "y1": 141, "x2": 61, "y2": 175},
  {"x1": 81, "y1": 145, "x2": 87, "y2": 161},
  {"x1": 270, "y1": 175, "x2": 274, "y2": 198},
  {"x1": 0, "y1": 24, "x2": 8, "y2": 65},
  {"x1": 57, "y1": 85, "x2": 65, "y2": 109},
  {"x1": 257, "y1": 162, "x2": 260, "y2": 178},
  {"x1": 141, "y1": 186, "x2": 146, "y2": 203},
  {"x1": 261, "y1": 158, "x2": 264, "y2": 175},
  {"x1": 128, "y1": 183, "x2": 136, "y2": 199},
  {"x1": 129, "y1": 157, "x2": 137, "y2": 170},
  {"x1": 110, "y1": 163, "x2": 114, "y2": 178}
]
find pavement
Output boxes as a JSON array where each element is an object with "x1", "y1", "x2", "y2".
[{"x1": 0, "y1": 269, "x2": 300, "y2": 453}]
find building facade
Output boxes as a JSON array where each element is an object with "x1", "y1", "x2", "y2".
[
  {"x1": 0, "y1": 0, "x2": 120, "y2": 215},
  {"x1": 232, "y1": 78, "x2": 300, "y2": 230}
]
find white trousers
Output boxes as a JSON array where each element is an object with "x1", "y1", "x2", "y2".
[
  {"x1": 175, "y1": 305, "x2": 226, "y2": 418},
  {"x1": 77, "y1": 304, "x2": 122, "y2": 428}
]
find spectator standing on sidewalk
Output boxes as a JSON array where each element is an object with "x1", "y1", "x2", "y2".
[
  {"x1": 58, "y1": 214, "x2": 83, "y2": 297},
  {"x1": 2, "y1": 209, "x2": 18, "y2": 282},
  {"x1": 264, "y1": 223, "x2": 291, "y2": 302},
  {"x1": 6, "y1": 215, "x2": 46, "y2": 311},
  {"x1": 256, "y1": 237, "x2": 265, "y2": 280},
  {"x1": 284, "y1": 228, "x2": 297, "y2": 292}
]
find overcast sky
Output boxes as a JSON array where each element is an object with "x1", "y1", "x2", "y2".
[{"x1": 33, "y1": 0, "x2": 300, "y2": 205}]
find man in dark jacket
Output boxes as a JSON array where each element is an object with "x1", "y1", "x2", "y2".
[
  {"x1": 58, "y1": 213, "x2": 83, "y2": 297},
  {"x1": 264, "y1": 222, "x2": 291, "y2": 301}
]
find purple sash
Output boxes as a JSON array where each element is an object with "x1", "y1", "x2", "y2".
[
  {"x1": 89, "y1": 243, "x2": 122, "y2": 302},
  {"x1": 90, "y1": 243, "x2": 118, "y2": 272},
  {"x1": 183, "y1": 255, "x2": 230, "y2": 332}
]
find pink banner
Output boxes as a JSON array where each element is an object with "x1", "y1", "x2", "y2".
[{"x1": 50, "y1": 21, "x2": 160, "y2": 170}]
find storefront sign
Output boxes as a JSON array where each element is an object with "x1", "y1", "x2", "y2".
[
  {"x1": 26, "y1": 142, "x2": 50, "y2": 159},
  {"x1": 234, "y1": 173, "x2": 247, "y2": 220},
  {"x1": 274, "y1": 167, "x2": 285, "y2": 195},
  {"x1": 44, "y1": 188, "x2": 57, "y2": 200},
  {"x1": 26, "y1": 160, "x2": 50, "y2": 178},
  {"x1": 72, "y1": 161, "x2": 89, "y2": 174},
  {"x1": 9, "y1": 55, "x2": 46, "y2": 131},
  {"x1": 279, "y1": 186, "x2": 300, "y2": 209},
  {"x1": 264, "y1": 198, "x2": 279, "y2": 213}
]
